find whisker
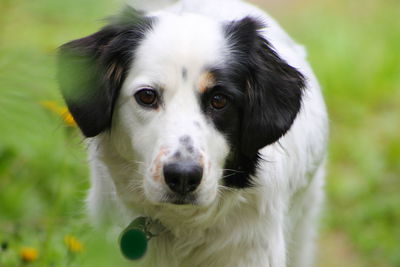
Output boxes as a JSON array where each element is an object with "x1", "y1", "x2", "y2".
[
  {"x1": 221, "y1": 173, "x2": 237, "y2": 179},
  {"x1": 128, "y1": 160, "x2": 146, "y2": 166},
  {"x1": 222, "y1": 168, "x2": 246, "y2": 174}
]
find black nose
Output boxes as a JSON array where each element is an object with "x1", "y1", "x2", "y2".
[{"x1": 163, "y1": 162, "x2": 203, "y2": 195}]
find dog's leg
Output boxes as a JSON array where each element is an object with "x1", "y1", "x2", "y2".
[
  {"x1": 240, "y1": 222, "x2": 287, "y2": 267},
  {"x1": 226, "y1": 199, "x2": 287, "y2": 267},
  {"x1": 266, "y1": 212, "x2": 287, "y2": 267},
  {"x1": 287, "y1": 163, "x2": 325, "y2": 267}
]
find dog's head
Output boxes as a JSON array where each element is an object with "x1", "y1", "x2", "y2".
[{"x1": 58, "y1": 8, "x2": 305, "y2": 206}]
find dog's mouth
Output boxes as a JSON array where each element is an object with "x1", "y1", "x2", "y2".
[{"x1": 161, "y1": 192, "x2": 198, "y2": 205}]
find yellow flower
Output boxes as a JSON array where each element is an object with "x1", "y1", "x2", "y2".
[
  {"x1": 20, "y1": 247, "x2": 38, "y2": 262},
  {"x1": 64, "y1": 235, "x2": 83, "y2": 253},
  {"x1": 40, "y1": 101, "x2": 76, "y2": 127},
  {"x1": 62, "y1": 111, "x2": 76, "y2": 127}
]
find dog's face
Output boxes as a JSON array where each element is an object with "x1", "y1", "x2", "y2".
[
  {"x1": 113, "y1": 14, "x2": 231, "y2": 205},
  {"x1": 58, "y1": 8, "x2": 305, "y2": 206}
]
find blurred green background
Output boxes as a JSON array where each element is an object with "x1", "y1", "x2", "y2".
[{"x1": 0, "y1": 0, "x2": 399, "y2": 266}]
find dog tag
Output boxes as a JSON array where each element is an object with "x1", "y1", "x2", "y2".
[{"x1": 119, "y1": 217, "x2": 149, "y2": 260}]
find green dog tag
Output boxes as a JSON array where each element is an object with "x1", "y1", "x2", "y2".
[{"x1": 119, "y1": 217, "x2": 149, "y2": 260}]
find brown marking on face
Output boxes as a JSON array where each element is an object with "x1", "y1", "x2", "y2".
[
  {"x1": 152, "y1": 147, "x2": 168, "y2": 182},
  {"x1": 198, "y1": 71, "x2": 216, "y2": 93}
]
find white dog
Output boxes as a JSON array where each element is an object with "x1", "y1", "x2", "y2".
[{"x1": 58, "y1": 0, "x2": 328, "y2": 266}]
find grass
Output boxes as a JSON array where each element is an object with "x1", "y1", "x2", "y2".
[{"x1": 1, "y1": 0, "x2": 399, "y2": 266}]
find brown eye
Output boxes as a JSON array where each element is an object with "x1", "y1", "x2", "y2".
[
  {"x1": 211, "y1": 94, "x2": 228, "y2": 110},
  {"x1": 135, "y1": 89, "x2": 158, "y2": 108}
]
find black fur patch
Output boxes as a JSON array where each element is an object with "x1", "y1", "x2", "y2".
[
  {"x1": 202, "y1": 17, "x2": 305, "y2": 188},
  {"x1": 57, "y1": 7, "x2": 155, "y2": 137}
]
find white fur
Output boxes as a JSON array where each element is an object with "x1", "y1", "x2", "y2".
[{"x1": 85, "y1": 1, "x2": 328, "y2": 266}]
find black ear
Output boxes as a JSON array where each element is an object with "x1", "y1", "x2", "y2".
[
  {"x1": 225, "y1": 17, "x2": 305, "y2": 157},
  {"x1": 57, "y1": 9, "x2": 154, "y2": 137}
]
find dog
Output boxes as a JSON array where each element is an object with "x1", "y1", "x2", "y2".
[{"x1": 57, "y1": 0, "x2": 328, "y2": 266}]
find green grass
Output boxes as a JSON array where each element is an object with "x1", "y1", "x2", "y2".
[{"x1": 1, "y1": 0, "x2": 399, "y2": 266}]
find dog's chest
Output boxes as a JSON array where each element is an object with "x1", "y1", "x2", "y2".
[{"x1": 134, "y1": 192, "x2": 274, "y2": 267}]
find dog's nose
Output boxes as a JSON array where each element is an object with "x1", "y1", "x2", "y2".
[{"x1": 163, "y1": 162, "x2": 203, "y2": 195}]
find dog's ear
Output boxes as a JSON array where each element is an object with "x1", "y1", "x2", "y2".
[
  {"x1": 225, "y1": 17, "x2": 305, "y2": 157},
  {"x1": 57, "y1": 9, "x2": 154, "y2": 137}
]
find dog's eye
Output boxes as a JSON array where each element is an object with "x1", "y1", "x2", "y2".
[
  {"x1": 210, "y1": 94, "x2": 228, "y2": 110},
  {"x1": 135, "y1": 89, "x2": 158, "y2": 108}
]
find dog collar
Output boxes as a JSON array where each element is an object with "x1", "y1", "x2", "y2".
[{"x1": 119, "y1": 217, "x2": 163, "y2": 260}]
